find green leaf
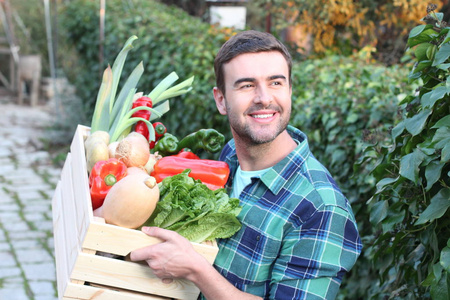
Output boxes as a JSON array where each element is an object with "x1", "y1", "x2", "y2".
[
  {"x1": 148, "y1": 72, "x2": 179, "y2": 102},
  {"x1": 433, "y1": 127, "x2": 450, "y2": 149},
  {"x1": 437, "y1": 63, "x2": 450, "y2": 70},
  {"x1": 150, "y1": 100, "x2": 170, "y2": 121},
  {"x1": 408, "y1": 24, "x2": 427, "y2": 39},
  {"x1": 444, "y1": 30, "x2": 450, "y2": 44},
  {"x1": 370, "y1": 200, "x2": 389, "y2": 226},
  {"x1": 408, "y1": 28, "x2": 438, "y2": 47},
  {"x1": 376, "y1": 177, "x2": 399, "y2": 193},
  {"x1": 346, "y1": 113, "x2": 358, "y2": 123},
  {"x1": 424, "y1": 85, "x2": 450, "y2": 108},
  {"x1": 155, "y1": 75, "x2": 195, "y2": 103},
  {"x1": 441, "y1": 241, "x2": 450, "y2": 273},
  {"x1": 109, "y1": 61, "x2": 144, "y2": 127},
  {"x1": 430, "y1": 271, "x2": 449, "y2": 300},
  {"x1": 416, "y1": 188, "x2": 450, "y2": 225},
  {"x1": 91, "y1": 66, "x2": 113, "y2": 132},
  {"x1": 425, "y1": 160, "x2": 444, "y2": 191},
  {"x1": 412, "y1": 60, "x2": 432, "y2": 74},
  {"x1": 415, "y1": 43, "x2": 431, "y2": 61},
  {"x1": 433, "y1": 43, "x2": 450, "y2": 66},
  {"x1": 421, "y1": 86, "x2": 449, "y2": 108},
  {"x1": 391, "y1": 122, "x2": 405, "y2": 141},
  {"x1": 381, "y1": 205, "x2": 405, "y2": 233},
  {"x1": 108, "y1": 35, "x2": 139, "y2": 113},
  {"x1": 399, "y1": 148, "x2": 426, "y2": 183},
  {"x1": 432, "y1": 115, "x2": 450, "y2": 128},
  {"x1": 442, "y1": 143, "x2": 450, "y2": 162},
  {"x1": 404, "y1": 108, "x2": 432, "y2": 136}
]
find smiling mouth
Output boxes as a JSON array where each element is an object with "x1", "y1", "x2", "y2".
[{"x1": 251, "y1": 113, "x2": 275, "y2": 119}]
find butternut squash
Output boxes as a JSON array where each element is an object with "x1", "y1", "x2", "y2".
[{"x1": 93, "y1": 173, "x2": 160, "y2": 229}]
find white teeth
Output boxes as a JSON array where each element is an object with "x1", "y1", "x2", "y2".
[{"x1": 252, "y1": 114, "x2": 274, "y2": 119}]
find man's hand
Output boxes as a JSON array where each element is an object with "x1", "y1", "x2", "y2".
[
  {"x1": 130, "y1": 226, "x2": 262, "y2": 300},
  {"x1": 129, "y1": 226, "x2": 209, "y2": 282}
]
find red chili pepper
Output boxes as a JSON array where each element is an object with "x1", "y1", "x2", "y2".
[
  {"x1": 88, "y1": 158, "x2": 128, "y2": 210},
  {"x1": 153, "y1": 122, "x2": 167, "y2": 139},
  {"x1": 134, "y1": 122, "x2": 149, "y2": 140},
  {"x1": 150, "y1": 156, "x2": 229, "y2": 190},
  {"x1": 132, "y1": 96, "x2": 153, "y2": 140},
  {"x1": 149, "y1": 122, "x2": 167, "y2": 149}
]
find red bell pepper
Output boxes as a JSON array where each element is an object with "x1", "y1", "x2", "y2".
[
  {"x1": 88, "y1": 158, "x2": 128, "y2": 209},
  {"x1": 132, "y1": 96, "x2": 153, "y2": 140},
  {"x1": 175, "y1": 148, "x2": 200, "y2": 159},
  {"x1": 151, "y1": 156, "x2": 229, "y2": 190}
]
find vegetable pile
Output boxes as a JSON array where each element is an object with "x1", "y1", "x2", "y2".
[{"x1": 82, "y1": 36, "x2": 242, "y2": 243}]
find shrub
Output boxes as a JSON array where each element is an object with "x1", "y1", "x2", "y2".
[
  {"x1": 291, "y1": 54, "x2": 414, "y2": 205},
  {"x1": 355, "y1": 5, "x2": 450, "y2": 299},
  {"x1": 289, "y1": 53, "x2": 417, "y2": 298}
]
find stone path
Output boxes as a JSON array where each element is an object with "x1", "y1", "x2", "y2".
[{"x1": 0, "y1": 88, "x2": 60, "y2": 300}]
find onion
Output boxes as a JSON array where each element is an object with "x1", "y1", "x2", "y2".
[
  {"x1": 108, "y1": 141, "x2": 119, "y2": 158},
  {"x1": 115, "y1": 132, "x2": 150, "y2": 167},
  {"x1": 144, "y1": 152, "x2": 162, "y2": 174}
]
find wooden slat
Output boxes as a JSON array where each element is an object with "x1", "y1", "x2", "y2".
[
  {"x1": 71, "y1": 253, "x2": 200, "y2": 300},
  {"x1": 63, "y1": 282, "x2": 170, "y2": 300},
  {"x1": 82, "y1": 222, "x2": 218, "y2": 263},
  {"x1": 69, "y1": 125, "x2": 92, "y2": 243},
  {"x1": 52, "y1": 181, "x2": 70, "y2": 298}
]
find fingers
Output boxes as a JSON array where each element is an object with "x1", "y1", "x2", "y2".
[
  {"x1": 141, "y1": 226, "x2": 179, "y2": 241},
  {"x1": 129, "y1": 245, "x2": 150, "y2": 262},
  {"x1": 129, "y1": 227, "x2": 178, "y2": 262}
]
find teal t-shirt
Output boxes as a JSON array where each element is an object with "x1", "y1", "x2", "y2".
[{"x1": 231, "y1": 165, "x2": 270, "y2": 198}]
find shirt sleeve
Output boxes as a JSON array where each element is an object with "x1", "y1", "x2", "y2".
[{"x1": 269, "y1": 205, "x2": 362, "y2": 299}]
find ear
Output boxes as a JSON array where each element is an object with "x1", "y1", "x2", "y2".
[{"x1": 213, "y1": 87, "x2": 227, "y2": 115}]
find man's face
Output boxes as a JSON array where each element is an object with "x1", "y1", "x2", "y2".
[{"x1": 214, "y1": 51, "x2": 292, "y2": 145}]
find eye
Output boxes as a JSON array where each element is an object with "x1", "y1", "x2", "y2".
[{"x1": 239, "y1": 83, "x2": 254, "y2": 89}]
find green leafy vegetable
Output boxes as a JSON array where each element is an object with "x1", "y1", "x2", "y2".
[{"x1": 144, "y1": 170, "x2": 242, "y2": 243}]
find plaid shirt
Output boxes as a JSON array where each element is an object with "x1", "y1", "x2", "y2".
[{"x1": 204, "y1": 125, "x2": 362, "y2": 299}]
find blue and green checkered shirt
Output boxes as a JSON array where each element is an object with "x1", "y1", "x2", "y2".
[{"x1": 207, "y1": 125, "x2": 362, "y2": 299}]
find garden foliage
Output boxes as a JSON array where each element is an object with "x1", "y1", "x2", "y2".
[{"x1": 354, "y1": 6, "x2": 450, "y2": 299}]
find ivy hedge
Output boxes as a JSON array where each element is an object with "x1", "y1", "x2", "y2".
[
  {"x1": 59, "y1": 0, "x2": 449, "y2": 299},
  {"x1": 355, "y1": 8, "x2": 450, "y2": 299}
]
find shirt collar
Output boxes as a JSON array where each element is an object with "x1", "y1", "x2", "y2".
[{"x1": 220, "y1": 125, "x2": 311, "y2": 195}]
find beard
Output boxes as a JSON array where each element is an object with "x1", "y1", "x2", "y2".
[{"x1": 226, "y1": 103, "x2": 291, "y2": 145}]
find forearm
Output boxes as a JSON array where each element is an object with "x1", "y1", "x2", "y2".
[{"x1": 188, "y1": 260, "x2": 262, "y2": 300}]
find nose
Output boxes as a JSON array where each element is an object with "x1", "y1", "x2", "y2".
[{"x1": 254, "y1": 85, "x2": 272, "y2": 106}]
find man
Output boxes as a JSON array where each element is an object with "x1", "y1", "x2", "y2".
[{"x1": 130, "y1": 30, "x2": 362, "y2": 299}]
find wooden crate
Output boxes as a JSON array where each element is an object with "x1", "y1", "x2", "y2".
[{"x1": 52, "y1": 125, "x2": 219, "y2": 300}]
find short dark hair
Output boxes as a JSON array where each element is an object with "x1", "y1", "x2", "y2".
[{"x1": 214, "y1": 30, "x2": 292, "y2": 95}]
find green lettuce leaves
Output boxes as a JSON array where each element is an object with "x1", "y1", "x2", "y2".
[{"x1": 144, "y1": 169, "x2": 242, "y2": 243}]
